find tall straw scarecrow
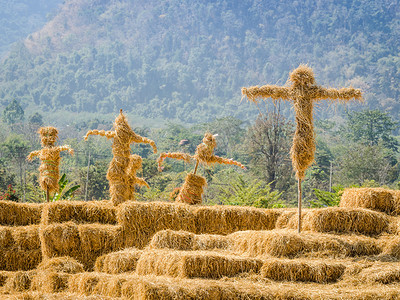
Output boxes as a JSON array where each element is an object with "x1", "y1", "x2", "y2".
[
  {"x1": 242, "y1": 65, "x2": 362, "y2": 233},
  {"x1": 27, "y1": 127, "x2": 74, "y2": 202},
  {"x1": 85, "y1": 110, "x2": 157, "y2": 206},
  {"x1": 158, "y1": 132, "x2": 246, "y2": 204}
]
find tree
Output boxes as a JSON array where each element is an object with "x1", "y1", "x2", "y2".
[
  {"x1": 246, "y1": 113, "x2": 294, "y2": 191},
  {"x1": 28, "y1": 112, "x2": 44, "y2": 126},
  {"x1": 344, "y1": 109, "x2": 399, "y2": 152},
  {"x1": 2, "y1": 99, "x2": 24, "y2": 125}
]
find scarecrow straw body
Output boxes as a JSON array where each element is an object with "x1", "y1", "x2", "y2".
[
  {"x1": 27, "y1": 127, "x2": 73, "y2": 197},
  {"x1": 85, "y1": 110, "x2": 156, "y2": 205},
  {"x1": 126, "y1": 154, "x2": 149, "y2": 201}
]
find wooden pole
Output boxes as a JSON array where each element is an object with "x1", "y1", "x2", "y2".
[
  {"x1": 46, "y1": 188, "x2": 50, "y2": 203},
  {"x1": 298, "y1": 178, "x2": 302, "y2": 234},
  {"x1": 85, "y1": 151, "x2": 91, "y2": 201},
  {"x1": 193, "y1": 160, "x2": 199, "y2": 175}
]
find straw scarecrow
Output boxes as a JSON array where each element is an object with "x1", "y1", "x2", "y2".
[
  {"x1": 126, "y1": 154, "x2": 149, "y2": 201},
  {"x1": 158, "y1": 132, "x2": 246, "y2": 205},
  {"x1": 85, "y1": 110, "x2": 157, "y2": 205},
  {"x1": 242, "y1": 65, "x2": 362, "y2": 233},
  {"x1": 27, "y1": 127, "x2": 74, "y2": 202}
]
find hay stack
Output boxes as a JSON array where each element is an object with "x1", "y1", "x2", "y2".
[
  {"x1": 194, "y1": 205, "x2": 281, "y2": 235},
  {"x1": 94, "y1": 248, "x2": 143, "y2": 274},
  {"x1": 148, "y1": 229, "x2": 229, "y2": 251},
  {"x1": 2, "y1": 270, "x2": 36, "y2": 293},
  {"x1": 340, "y1": 188, "x2": 396, "y2": 214},
  {"x1": 136, "y1": 249, "x2": 263, "y2": 279},
  {"x1": 176, "y1": 173, "x2": 207, "y2": 205},
  {"x1": 261, "y1": 259, "x2": 345, "y2": 283},
  {"x1": 117, "y1": 201, "x2": 196, "y2": 249},
  {"x1": 41, "y1": 200, "x2": 116, "y2": 225},
  {"x1": 0, "y1": 201, "x2": 42, "y2": 226},
  {"x1": 302, "y1": 207, "x2": 389, "y2": 235}
]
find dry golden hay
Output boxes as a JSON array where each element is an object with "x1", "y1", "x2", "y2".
[
  {"x1": 0, "y1": 291, "x2": 114, "y2": 300},
  {"x1": 302, "y1": 207, "x2": 389, "y2": 235},
  {"x1": 117, "y1": 201, "x2": 196, "y2": 249},
  {"x1": 261, "y1": 258, "x2": 345, "y2": 283},
  {"x1": 0, "y1": 201, "x2": 42, "y2": 226},
  {"x1": 27, "y1": 126, "x2": 74, "y2": 195},
  {"x1": 148, "y1": 229, "x2": 229, "y2": 251},
  {"x1": 276, "y1": 209, "x2": 315, "y2": 230},
  {"x1": 176, "y1": 173, "x2": 207, "y2": 205},
  {"x1": 228, "y1": 229, "x2": 380, "y2": 258},
  {"x1": 41, "y1": 200, "x2": 117, "y2": 225},
  {"x1": 136, "y1": 249, "x2": 263, "y2": 279},
  {"x1": 380, "y1": 235, "x2": 400, "y2": 259},
  {"x1": 85, "y1": 110, "x2": 157, "y2": 206},
  {"x1": 31, "y1": 271, "x2": 70, "y2": 294},
  {"x1": 126, "y1": 154, "x2": 149, "y2": 201},
  {"x1": 68, "y1": 272, "x2": 101, "y2": 297},
  {"x1": 242, "y1": 64, "x2": 362, "y2": 180},
  {"x1": 157, "y1": 152, "x2": 192, "y2": 171},
  {"x1": 36, "y1": 257, "x2": 84, "y2": 274},
  {"x1": 94, "y1": 248, "x2": 143, "y2": 274},
  {"x1": 0, "y1": 249, "x2": 42, "y2": 272},
  {"x1": 3, "y1": 270, "x2": 36, "y2": 293},
  {"x1": 359, "y1": 262, "x2": 400, "y2": 284},
  {"x1": 340, "y1": 188, "x2": 396, "y2": 214},
  {"x1": 194, "y1": 206, "x2": 282, "y2": 235}
]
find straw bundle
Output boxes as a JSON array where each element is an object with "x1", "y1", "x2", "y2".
[
  {"x1": 0, "y1": 201, "x2": 42, "y2": 226},
  {"x1": 3, "y1": 292, "x2": 116, "y2": 299},
  {"x1": 0, "y1": 249, "x2": 42, "y2": 271},
  {"x1": 27, "y1": 127, "x2": 74, "y2": 196},
  {"x1": 95, "y1": 248, "x2": 143, "y2": 274},
  {"x1": 392, "y1": 190, "x2": 400, "y2": 215},
  {"x1": 157, "y1": 152, "x2": 192, "y2": 171},
  {"x1": 194, "y1": 206, "x2": 281, "y2": 235},
  {"x1": 3, "y1": 270, "x2": 35, "y2": 292},
  {"x1": 126, "y1": 154, "x2": 149, "y2": 201},
  {"x1": 11, "y1": 225, "x2": 41, "y2": 251},
  {"x1": 302, "y1": 207, "x2": 389, "y2": 235},
  {"x1": 359, "y1": 262, "x2": 400, "y2": 284},
  {"x1": 36, "y1": 257, "x2": 84, "y2": 274},
  {"x1": 261, "y1": 259, "x2": 345, "y2": 283},
  {"x1": 340, "y1": 188, "x2": 395, "y2": 214},
  {"x1": 41, "y1": 200, "x2": 117, "y2": 225},
  {"x1": 85, "y1": 110, "x2": 157, "y2": 206},
  {"x1": 381, "y1": 236, "x2": 400, "y2": 259},
  {"x1": 176, "y1": 173, "x2": 207, "y2": 205},
  {"x1": 68, "y1": 272, "x2": 101, "y2": 296},
  {"x1": 148, "y1": 229, "x2": 229, "y2": 251},
  {"x1": 275, "y1": 209, "x2": 297, "y2": 228},
  {"x1": 117, "y1": 201, "x2": 196, "y2": 249},
  {"x1": 31, "y1": 271, "x2": 70, "y2": 293},
  {"x1": 136, "y1": 249, "x2": 263, "y2": 279}
]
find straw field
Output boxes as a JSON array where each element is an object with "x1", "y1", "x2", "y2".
[{"x1": 1, "y1": 187, "x2": 400, "y2": 299}]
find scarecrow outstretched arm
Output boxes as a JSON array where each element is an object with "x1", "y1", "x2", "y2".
[
  {"x1": 209, "y1": 155, "x2": 246, "y2": 170},
  {"x1": 135, "y1": 177, "x2": 150, "y2": 189},
  {"x1": 132, "y1": 134, "x2": 157, "y2": 153},
  {"x1": 58, "y1": 145, "x2": 74, "y2": 156},
  {"x1": 242, "y1": 85, "x2": 291, "y2": 102},
  {"x1": 157, "y1": 152, "x2": 192, "y2": 171},
  {"x1": 84, "y1": 130, "x2": 116, "y2": 141},
  {"x1": 315, "y1": 87, "x2": 362, "y2": 102},
  {"x1": 27, "y1": 150, "x2": 41, "y2": 161}
]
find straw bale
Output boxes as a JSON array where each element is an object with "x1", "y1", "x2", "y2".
[
  {"x1": 4, "y1": 292, "x2": 116, "y2": 300},
  {"x1": 275, "y1": 210, "x2": 297, "y2": 228},
  {"x1": 340, "y1": 188, "x2": 395, "y2": 214},
  {"x1": 68, "y1": 272, "x2": 101, "y2": 296},
  {"x1": 302, "y1": 207, "x2": 389, "y2": 235},
  {"x1": 176, "y1": 173, "x2": 207, "y2": 205},
  {"x1": 11, "y1": 225, "x2": 41, "y2": 250},
  {"x1": 0, "y1": 226, "x2": 13, "y2": 248},
  {"x1": 0, "y1": 249, "x2": 42, "y2": 271},
  {"x1": 36, "y1": 257, "x2": 84, "y2": 274},
  {"x1": 136, "y1": 249, "x2": 263, "y2": 279},
  {"x1": 392, "y1": 190, "x2": 400, "y2": 215},
  {"x1": 31, "y1": 271, "x2": 70, "y2": 293},
  {"x1": 194, "y1": 206, "x2": 281, "y2": 235},
  {"x1": 148, "y1": 230, "x2": 229, "y2": 251},
  {"x1": 41, "y1": 200, "x2": 116, "y2": 225},
  {"x1": 381, "y1": 235, "x2": 400, "y2": 259},
  {"x1": 359, "y1": 262, "x2": 400, "y2": 284},
  {"x1": 261, "y1": 259, "x2": 345, "y2": 283},
  {"x1": 228, "y1": 229, "x2": 380, "y2": 258},
  {"x1": 277, "y1": 209, "x2": 314, "y2": 230},
  {"x1": 0, "y1": 271, "x2": 12, "y2": 287},
  {"x1": 94, "y1": 248, "x2": 142, "y2": 274},
  {"x1": 3, "y1": 270, "x2": 35, "y2": 292},
  {"x1": 0, "y1": 201, "x2": 42, "y2": 226},
  {"x1": 117, "y1": 201, "x2": 196, "y2": 249}
]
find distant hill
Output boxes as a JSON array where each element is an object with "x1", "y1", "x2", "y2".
[
  {"x1": 0, "y1": 0, "x2": 63, "y2": 58},
  {"x1": 0, "y1": 0, "x2": 399, "y2": 124}
]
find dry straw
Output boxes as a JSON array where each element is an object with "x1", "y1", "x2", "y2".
[
  {"x1": 3, "y1": 270, "x2": 36, "y2": 293},
  {"x1": 41, "y1": 200, "x2": 116, "y2": 225},
  {"x1": 359, "y1": 262, "x2": 400, "y2": 284},
  {"x1": 261, "y1": 258, "x2": 346, "y2": 283},
  {"x1": 0, "y1": 201, "x2": 42, "y2": 226},
  {"x1": 242, "y1": 64, "x2": 362, "y2": 232},
  {"x1": 126, "y1": 154, "x2": 149, "y2": 201},
  {"x1": 27, "y1": 127, "x2": 74, "y2": 201},
  {"x1": 148, "y1": 229, "x2": 229, "y2": 251},
  {"x1": 176, "y1": 173, "x2": 207, "y2": 205},
  {"x1": 136, "y1": 249, "x2": 263, "y2": 279},
  {"x1": 85, "y1": 110, "x2": 157, "y2": 206},
  {"x1": 94, "y1": 248, "x2": 143, "y2": 274}
]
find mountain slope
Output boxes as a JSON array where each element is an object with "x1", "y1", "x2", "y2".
[{"x1": 0, "y1": 0, "x2": 399, "y2": 124}]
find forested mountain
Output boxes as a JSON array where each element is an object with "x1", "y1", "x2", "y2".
[
  {"x1": 0, "y1": 0, "x2": 62, "y2": 58},
  {"x1": 0, "y1": 0, "x2": 399, "y2": 124}
]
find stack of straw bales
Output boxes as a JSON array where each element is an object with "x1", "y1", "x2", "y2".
[
  {"x1": 95, "y1": 248, "x2": 143, "y2": 274},
  {"x1": 0, "y1": 201, "x2": 42, "y2": 226},
  {"x1": 135, "y1": 249, "x2": 263, "y2": 279}
]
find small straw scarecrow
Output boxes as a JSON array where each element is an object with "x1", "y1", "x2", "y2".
[
  {"x1": 85, "y1": 110, "x2": 157, "y2": 206},
  {"x1": 242, "y1": 64, "x2": 362, "y2": 233},
  {"x1": 126, "y1": 154, "x2": 149, "y2": 201},
  {"x1": 27, "y1": 127, "x2": 74, "y2": 202},
  {"x1": 158, "y1": 132, "x2": 246, "y2": 205}
]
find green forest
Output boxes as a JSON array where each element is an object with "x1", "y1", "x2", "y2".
[{"x1": 0, "y1": 0, "x2": 398, "y2": 206}]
